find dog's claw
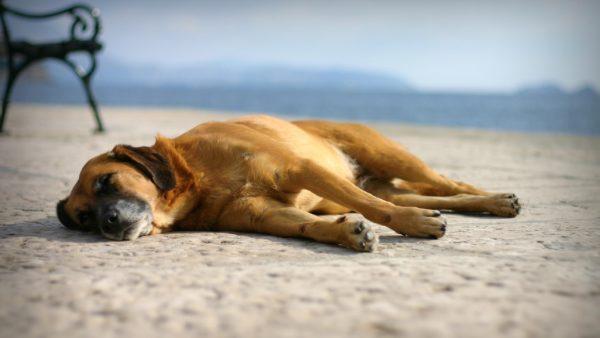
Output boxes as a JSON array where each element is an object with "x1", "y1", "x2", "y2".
[
  {"x1": 354, "y1": 221, "x2": 364, "y2": 234},
  {"x1": 487, "y1": 193, "x2": 521, "y2": 217}
]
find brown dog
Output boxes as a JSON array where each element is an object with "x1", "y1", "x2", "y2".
[{"x1": 57, "y1": 115, "x2": 520, "y2": 251}]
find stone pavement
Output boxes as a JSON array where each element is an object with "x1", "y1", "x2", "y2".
[{"x1": 1, "y1": 104, "x2": 599, "y2": 338}]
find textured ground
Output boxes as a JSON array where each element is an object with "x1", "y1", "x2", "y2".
[{"x1": 1, "y1": 104, "x2": 599, "y2": 338}]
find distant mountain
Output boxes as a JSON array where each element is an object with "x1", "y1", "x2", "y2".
[
  {"x1": 515, "y1": 82, "x2": 566, "y2": 96},
  {"x1": 572, "y1": 84, "x2": 600, "y2": 98},
  {"x1": 41, "y1": 59, "x2": 414, "y2": 91},
  {"x1": 516, "y1": 82, "x2": 599, "y2": 98}
]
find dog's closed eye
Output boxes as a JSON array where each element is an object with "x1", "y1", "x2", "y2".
[{"x1": 94, "y1": 173, "x2": 117, "y2": 195}]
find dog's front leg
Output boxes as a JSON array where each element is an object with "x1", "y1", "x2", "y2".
[{"x1": 217, "y1": 197, "x2": 378, "y2": 252}]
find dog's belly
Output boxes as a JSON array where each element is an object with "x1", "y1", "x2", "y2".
[{"x1": 232, "y1": 115, "x2": 358, "y2": 180}]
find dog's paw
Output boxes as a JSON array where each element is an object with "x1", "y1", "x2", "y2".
[
  {"x1": 337, "y1": 217, "x2": 378, "y2": 252},
  {"x1": 387, "y1": 207, "x2": 447, "y2": 239},
  {"x1": 486, "y1": 193, "x2": 521, "y2": 217}
]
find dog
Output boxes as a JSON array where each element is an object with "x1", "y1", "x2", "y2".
[{"x1": 56, "y1": 115, "x2": 520, "y2": 251}]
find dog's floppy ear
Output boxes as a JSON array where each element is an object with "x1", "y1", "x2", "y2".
[
  {"x1": 110, "y1": 144, "x2": 176, "y2": 191},
  {"x1": 56, "y1": 198, "x2": 82, "y2": 230}
]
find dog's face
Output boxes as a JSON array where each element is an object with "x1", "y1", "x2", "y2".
[{"x1": 56, "y1": 145, "x2": 175, "y2": 241}]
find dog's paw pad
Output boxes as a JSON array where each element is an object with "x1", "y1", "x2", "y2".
[{"x1": 341, "y1": 220, "x2": 378, "y2": 252}]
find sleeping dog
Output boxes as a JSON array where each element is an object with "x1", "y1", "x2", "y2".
[{"x1": 57, "y1": 115, "x2": 520, "y2": 251}]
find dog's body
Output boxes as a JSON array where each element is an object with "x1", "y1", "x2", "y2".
[{"x1": 57, "y1": 115, "x2": 520, "y2": 251}]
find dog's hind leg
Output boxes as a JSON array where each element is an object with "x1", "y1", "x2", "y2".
[
  {"x1": 361, "y1": 177, "x2": 520, "y2": 217},
  {"x1": 217, "y1": 197, "x2": 378, "y2": 251},
  {"x1": 294, "y1": 120, "x2": 490, "y2": 196},
  {"x1": 277, "y1": 159, "x2": 447, "y2": 238}
]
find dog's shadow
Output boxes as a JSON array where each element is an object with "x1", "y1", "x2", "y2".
[
  {"x1": 0, "y1": 217, "x2": 375, "y2": 255},
  {"x1": 0, "y1": 217, "x2": 105, "y2": 243},
  {"x1": 0, "y1": 211, "x2": 505, "y2": 254},
  {"x1": 377, "y1": 235, "x2": 432, "y2": 245}
]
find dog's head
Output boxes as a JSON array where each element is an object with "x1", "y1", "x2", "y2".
[{"x1": 57, "y1": 144, "x2": 175, "y2": 241}]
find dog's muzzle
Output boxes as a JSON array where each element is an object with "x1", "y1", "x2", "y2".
[{"x1": 97, "y1": 197, "x2": 153, "y2": 241}]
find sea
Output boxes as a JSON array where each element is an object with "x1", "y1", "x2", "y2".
[{"x1": 11, "y1": 83, "x2": 600, "y2": 136}]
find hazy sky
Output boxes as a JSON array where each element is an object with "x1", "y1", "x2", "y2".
[{"x1": 7, "y1": 0, "x2": 600, "y2": 91}]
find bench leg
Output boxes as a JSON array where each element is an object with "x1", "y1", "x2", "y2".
[
  {"x1": 0, "y1": 73, "x2": 17, "y2": 133},
  {"x1": 62, "y1": 55, "x2": 105, "y2": 133},
  {"x1": 81, "y1": 76, "x2": 105, "y2": 133}
]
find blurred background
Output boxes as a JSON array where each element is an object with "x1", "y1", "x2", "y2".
[{"x1": 2, "y1": 0, "x2": 599, "y2": 134}]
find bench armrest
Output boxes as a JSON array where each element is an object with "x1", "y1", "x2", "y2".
[{"x1": 0, "y1": 2, "x2": 101, "y2": 41}]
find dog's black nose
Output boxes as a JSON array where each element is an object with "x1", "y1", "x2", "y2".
[
  {"x1": 100, "y1": 208, "x2": 122, "y2": 234},
  {"x1": 107, "y1": 212, "x2": 118, "y2": 224}
]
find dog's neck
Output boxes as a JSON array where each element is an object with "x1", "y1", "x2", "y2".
[{"x1": 150, "y1": 135, "x2": 205, "y2": 231}]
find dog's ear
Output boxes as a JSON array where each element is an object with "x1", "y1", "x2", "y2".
[
  {"x1": 56, "y1": 198, "x2": 82, "y2": 230},
  {"x1": 110, "y1": 145, "x2": 176, "y2": 191}
]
